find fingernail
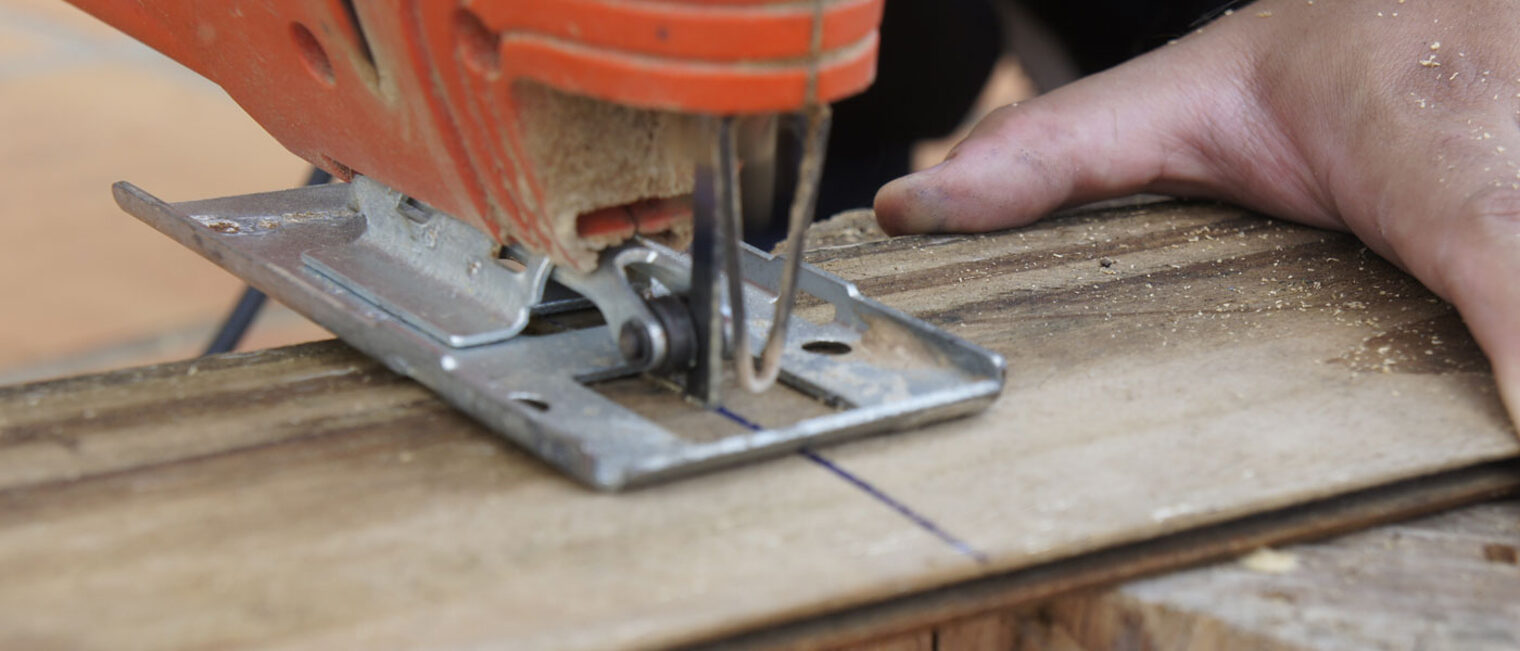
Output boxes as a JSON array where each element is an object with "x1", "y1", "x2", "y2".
[
  {"x1": 917, "y1": 159, "x2": 951, "y2": 175},
  {"x1": 875, "y1": 173, "x2": 945, "y2": 235}
]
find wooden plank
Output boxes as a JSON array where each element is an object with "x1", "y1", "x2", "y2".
[
  {"x1": 0, "y1": 344, "x2": 964, "y2": 650},
  {"x1": 843, "y1": 494, "x2": 1520, "y2": 651},
  {"x1": 1058, "y1": 497, "x2": 1520, "y2": 650},
  {"x1": 712, "y1": 461, "x2": 1520, "y2": 649},
  {"x1": 802, "y1": 201, "x2": 1518, "y2": 580},
  {"x1": 1, "y1": 201, "x2": 1517, "y2": 650}
]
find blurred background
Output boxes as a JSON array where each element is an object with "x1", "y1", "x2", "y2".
[{"x1": 1, "y1": 0, "x2": 329, "y2": 384}]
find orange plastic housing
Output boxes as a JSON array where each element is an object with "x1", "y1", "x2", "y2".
[{"x1": 64, "y1": 0, "x2": 882, "y2": 269}]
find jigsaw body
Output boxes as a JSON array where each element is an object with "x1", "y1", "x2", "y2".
[
  {"x1": 66, "y1": 0, "x2": 880, "y2": 268},
  {"x1": 67, "y1": 0, "x2": 1006, "y2": 489}
]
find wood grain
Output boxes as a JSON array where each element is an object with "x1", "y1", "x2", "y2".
[
  {"x1": 846, "y1": 494, "x2": 1520, "y2": 651},
  {"x1": 704, "y1": 461, "x2": 1520, "y2": 650},
  {"x1": 810, "y1": 201, "x2": 1517, "y2": 566},
  {"x1": 1073, "y1": 498, "x2": 1520, "y2": 650},
  {"x1": 1, "y1": 201, "x2": 1517, "y2": 650}
]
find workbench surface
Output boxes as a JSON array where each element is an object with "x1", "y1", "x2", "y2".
[{"x1": 1, "y1": 201, "x2": 1517, "y2": 649}]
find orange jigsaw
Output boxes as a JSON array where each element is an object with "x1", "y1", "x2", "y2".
[
  {"x1": 66, "y1": 0, "x2": 1005, "y2": 490},
  {"x1": 64, "y1": 0, "x2": 882, "y2": 270}
]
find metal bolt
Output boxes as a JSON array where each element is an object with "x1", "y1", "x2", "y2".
[{"x1": 618, "y1": 320, "x2": 651, "y2": 365}]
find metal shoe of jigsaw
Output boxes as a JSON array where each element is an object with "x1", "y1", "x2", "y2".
[{"x1": 69, "y1": 0, "x2": 1005, "y2": 489}]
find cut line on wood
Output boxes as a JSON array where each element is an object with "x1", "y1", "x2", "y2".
[{"x1": 716, "y1": 405, "x2": 989, "y2": 563}]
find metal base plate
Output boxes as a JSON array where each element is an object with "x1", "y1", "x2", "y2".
[{"x1": 113, "y1": 180, "x2": 1005, "y2": 490}]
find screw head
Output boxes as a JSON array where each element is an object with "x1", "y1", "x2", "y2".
[{"x1": 618, "y1": 320, "x2": 650, "y2": 365}]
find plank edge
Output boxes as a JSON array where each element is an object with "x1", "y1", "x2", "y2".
[{"x1": 687, "y1": 460, "x2": 1520, "y2": 650}]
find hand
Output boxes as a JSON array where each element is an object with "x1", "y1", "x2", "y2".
[{"x1": 875, "y1": 0, "x2": 1520, "y2": 423}]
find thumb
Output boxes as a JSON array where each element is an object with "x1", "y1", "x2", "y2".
[
  {"x1": 1451, "y1": 192, "x2": 1520, "y2": 426},
  {"x1": 1343, "y1": 104, "x2": 1520, "y2": 428},
  {"x1": 874, "y1": 31, "x2": 1260, "y2": 235},
  {"x1": 1404, "y1": 183, "x2": 1520, "y2": 428}
]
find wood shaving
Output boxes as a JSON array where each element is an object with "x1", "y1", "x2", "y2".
[{"x1": 1239, "y1": 548, "x2": 1299, "y2": 574}]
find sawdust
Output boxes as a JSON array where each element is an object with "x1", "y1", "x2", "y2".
[
  {"x1": 514, "y1": 81, "x2": 703, "y2": 270},
  {"x1": 1239, "y1": 548, "x2": 1299, "y2": 574},
  {"x1": 1328, "y1": 312, "x2": 1489, "y2": 375},
  {"x1": 1484, "y1": 543, "x2": 1519, "y2": 565},
  {"x1": 779, "y1": 208, "x2": 890, "y2": 255}
]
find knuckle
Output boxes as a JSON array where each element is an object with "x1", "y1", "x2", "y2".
[
  {"x1": 1435, "y1": 187, "x2": 1520, "y2": 300},
  {"x1": 1460, "y1": 187, "x2": 1520, "y2": 226}
]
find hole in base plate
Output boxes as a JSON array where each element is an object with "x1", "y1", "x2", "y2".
[
  {"x1": 585, "y1": 369, "x2": 842, "y2": 443},
  {"x1": 802, "y1": 340, "x2": 852, "y2": 356},
  {"x1": 496, "y1": 246, "x2": 528, "y2": 273},
  {"x1": 510, "y1": 393, "x2": 550, "y2": 412},
  {"x1": 792, "y1": 290, "x2": 838, "y2": 326}
]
